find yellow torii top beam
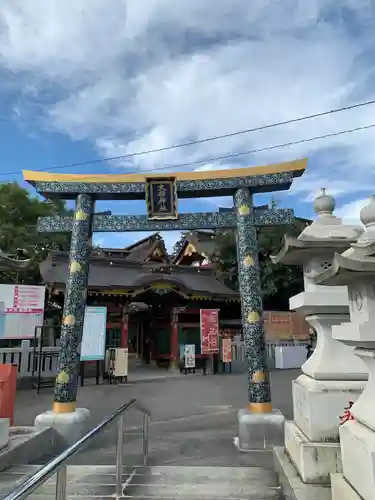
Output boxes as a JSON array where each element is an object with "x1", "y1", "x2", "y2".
[{"x1": 22, "y1": 158, "x2": 307, "y2": 184}]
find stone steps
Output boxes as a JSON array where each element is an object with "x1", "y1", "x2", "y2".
[{"x1": 0, "y1": 464, "x2": 282, "y2": 499}]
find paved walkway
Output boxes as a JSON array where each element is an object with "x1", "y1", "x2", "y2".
[{"x1": 14, "y1": 369, "x2": 300, "y2": 467}]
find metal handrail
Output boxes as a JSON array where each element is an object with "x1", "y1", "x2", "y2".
[{"x1": 3, "y1": 398, "x2": 151, "y2": 500}]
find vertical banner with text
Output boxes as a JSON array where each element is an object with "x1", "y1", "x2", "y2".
[
  {"x1": 221, "y1": 337, "x2": 232, "y2": 363},
  {"x1": 200, "y1": 309, "x2": 219, "y2": 354}
]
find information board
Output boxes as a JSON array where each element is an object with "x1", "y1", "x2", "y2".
[
  {"x1": 184, "y1": 344, "x2": 196, "y2": 368},
  {"x1": 80, "y1": 307, "x2": 107, "y2": 361},
  {"x1": 0, "y1": 284, "x2": 45, "y2": 339}
]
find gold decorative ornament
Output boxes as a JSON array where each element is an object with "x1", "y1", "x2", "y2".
[
  {"x1": 248, "y1": 402, "x2": 272, "y2": 413},
  {"x1": 56, "y1": 371, "x2": 69, "y2": 384},
  {"x1": 238, "y1": 204, "x2": 250, "y2": 216},
  {"x1": 243, "y1": 255, "x2": 254, "y2": 267},
  {"x1": 252, "y1": 371, "x2": 266, "y2": 383},
  {"x1": 62, "y1": 314, "x2": 75, "y2": 326},
  {"x1": 247, "y1": 311, "x2": 260, "y2": 323},
  {"x1": 70, "y1": 261, "x2": 81, "y2": 273},
  {"x1": 75, "y1": 210, "x2": 88, "y2": 221},
  {"x1": 52, "y1": 401, "x2": 76, "y2": 414}
]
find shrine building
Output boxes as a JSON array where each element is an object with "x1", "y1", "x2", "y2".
[
  {"x1": 40, "y1": 228, "x2": 311, "y2": 371},
  {"x1": 41, "y1": 230, "x2": 241, "y2": 371}
]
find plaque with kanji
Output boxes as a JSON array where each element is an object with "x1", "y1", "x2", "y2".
[{"x1": 145, "y1": 178, "x2": 178, "y2": 220}]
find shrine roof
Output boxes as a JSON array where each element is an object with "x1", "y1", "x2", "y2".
[
  {"x1": 23, "y1": 158, "x2": 306, "y2": 200},
  {"x1": 314, "y1": 252, "x2": 375, "y2": 286},
  {"x1": 41, "y1": 252, "x2": 238, "y2": 299},
  {"x1": 99, "y1": 232, "x2": 168, "y2": 263},
  {"x1": 271, "y1": 235, "x2": 356, "y2": 265},
  {"x1": 272, "y1": 189, "x2": 363, "y2": 265},
  {"x1": 173, "y1": 230, "x2": 217, "y2": 264},
  {"x1": 0, "y1": 250, "x2": 31, "y2": 271}
]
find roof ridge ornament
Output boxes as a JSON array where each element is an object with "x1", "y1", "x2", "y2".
[
  {"x1": 360, "y1": 195, "x2": 375, "y2": 228},
  {"x1": 295, "y1": 187, "x2": 362, "y2": 242},
  {"x1": 313, "y1": 188, "x2": 336, "y2": 218},
  {"x1": 353, "y1": 194, "x2": 375, "y2": 245}
]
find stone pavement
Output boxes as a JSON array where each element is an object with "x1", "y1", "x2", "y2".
[{"x1": 14, "y1": 369, "x2": 299, "y2": 467}]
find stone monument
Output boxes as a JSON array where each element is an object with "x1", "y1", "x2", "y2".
[
  {"x1": 272, "y1": 189, "x2": 367, "y2": 497},
  {"x1": 315, "y1": 194, "x2": 375, "y2": 500}
]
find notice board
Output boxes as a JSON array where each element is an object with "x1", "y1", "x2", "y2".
[
  {"x1": 0, "y1": 284, "x2": 45, "y2": 339},
  {"x1": 80, "y1": 306, "x2": 107, "y2": 361}
]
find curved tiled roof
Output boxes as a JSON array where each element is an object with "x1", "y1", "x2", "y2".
[
  {"x1": 0, "y1": 250, "x2": 31, "y2": 271},
  {"x1": 41, "y1": 253, "x2": 237, "y2": 298}
]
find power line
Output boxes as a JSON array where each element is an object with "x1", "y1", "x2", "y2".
[
  {"x1": 3, "y1": 98, "x2": 375, "y2": 178},
  {"x1": 160, "y1": 122, "x2": 375, "y2": 171},
  {"x1": 8, "y1": 122, "x2": 374, "y2": 181}
]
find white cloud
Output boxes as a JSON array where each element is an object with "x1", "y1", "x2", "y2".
[
  {"x1": 1, "y1": 0, "x2": 375, "y2": 206},
  {"x1": 336, "y1": 197, "x2": 370, "y2": 226}
]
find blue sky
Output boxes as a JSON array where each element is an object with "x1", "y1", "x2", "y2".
[{"x1": 1, "y1": 0, "x2": 375, "y2": 251}]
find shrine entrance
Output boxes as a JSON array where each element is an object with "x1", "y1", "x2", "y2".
[{"x1": 23, "y1": 158, "x2": 306, "y2": 415}]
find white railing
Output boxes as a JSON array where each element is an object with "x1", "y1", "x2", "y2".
[
  {"x1": 0, "y1": 340, "x2": 309, "y2": 380},
  {"x1": 0, "y1": 346, "x2": 59, "y2": 379},
  {"x1": 231, "y1": 340, "x2": 309, "y2": 364}
]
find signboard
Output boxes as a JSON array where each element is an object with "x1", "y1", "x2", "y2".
[
  {"x1": 145, "y1": 177, "x2": 178, "y2": 220},
  {"x1": 0, "y1": 285, "x2": 45, "y2": 339},
  {"x1": 108, "y1": 348, "x2": 128, "y2": 377},
  {"x1": 184, "y1": 344, "x2": 195, "y2": 368},
  {"x1": 200, "y1": 309, "x2": 219, "y2": 354},
  {"x1": 81, "y1": 307, "x2": 107, "y2": 361},
  {"x1": 222, "y1": 338, "x2": 232, "y2": 363}
]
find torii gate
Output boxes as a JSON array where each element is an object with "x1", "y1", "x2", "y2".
[{"x1": 23, "y1": 159, "x2": 306, "y2": 420}]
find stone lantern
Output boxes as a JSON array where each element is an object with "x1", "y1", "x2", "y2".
[
  {"x1": 315, "y1": 195, "x2": 375, "y2": 500},
  {"x1": 271, "y1": 189, "x2": 367, "y2": 491}
]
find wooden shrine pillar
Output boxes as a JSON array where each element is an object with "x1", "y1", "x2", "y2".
[{"x1": 121, "y1": 303, "x2": 129, "y2": 348}]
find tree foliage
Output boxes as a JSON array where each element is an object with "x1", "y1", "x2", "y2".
[
  {"x1": 0, "y1": 183, "x2": 72, "y2": 285},
  {"x1": 172, "y1": 218, "x2": 309, "y2": 310},
  {"x1": 214, "y1": 220, "x2": 307, "y2": 309},
  {"x1": 172, "y1": 231, "x2": 190, "y2": 258}
]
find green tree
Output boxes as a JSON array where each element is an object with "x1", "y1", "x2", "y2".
[
  {"x1": 214, "y1": 219, "x2": 308, "y2": 309},
  {"x1": 172, "y1": 231, "x2": 190, "y2": 258},
  {"x1": 0, "y1": 183, "x2": 72, "y2": 284},
  {"x1": 257, "y1": 221, "x2": 307, "y2": 308}
]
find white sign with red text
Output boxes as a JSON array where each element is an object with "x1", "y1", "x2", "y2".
[{"x1": 0, "y1": 285, "x2": 45, "y2": 339}]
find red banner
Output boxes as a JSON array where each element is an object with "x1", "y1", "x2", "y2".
[
  {"x1": 222, "y1": 337, "x2": 232, "y2": 363},
  {"x1": 200, "y1": 309, "x2": 219, "y2": 354}
]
